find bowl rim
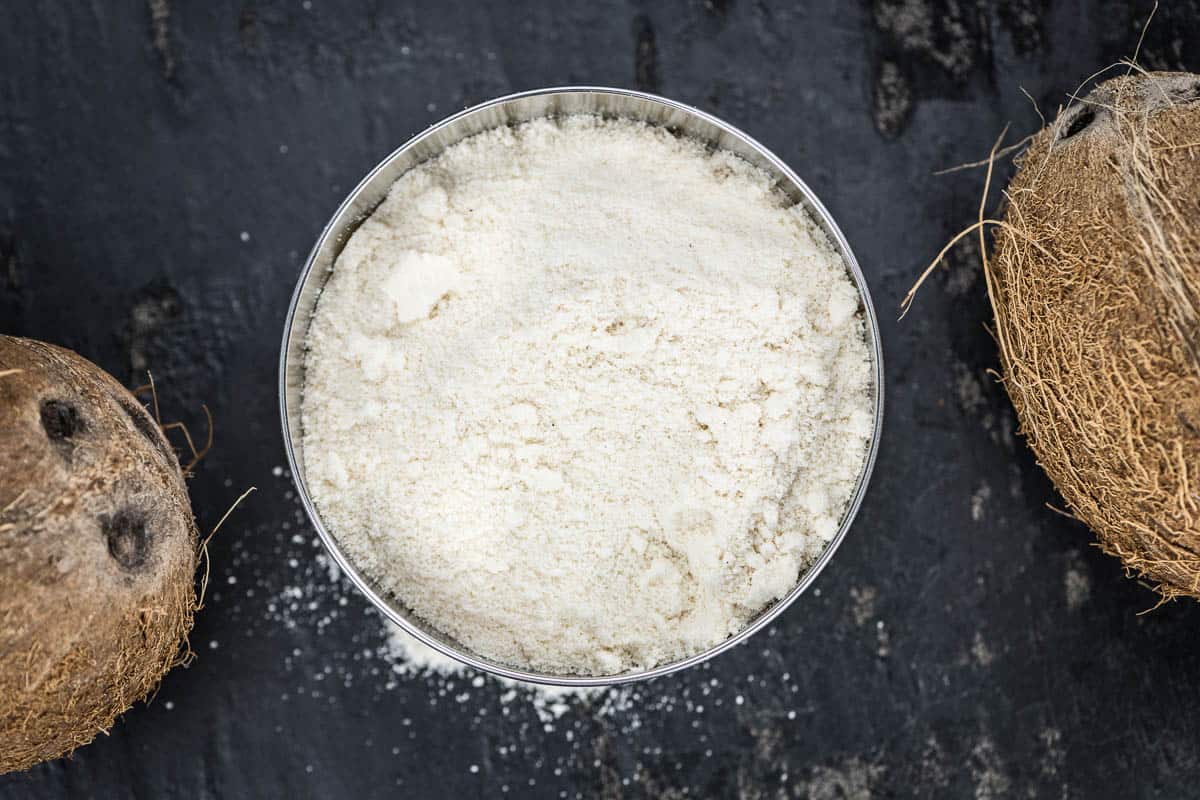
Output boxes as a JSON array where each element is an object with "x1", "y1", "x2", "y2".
[{"x1": 278, "y1": 85, "x2": 885, "y2": 686}]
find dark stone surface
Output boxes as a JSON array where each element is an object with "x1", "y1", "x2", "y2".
[{"x1": 1, "y1": 1, "x2": 1198, "y2": 797}]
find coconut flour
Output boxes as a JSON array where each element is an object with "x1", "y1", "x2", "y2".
[{"x1": 302, "y1": 116, "x2": 873, "y2": 675}]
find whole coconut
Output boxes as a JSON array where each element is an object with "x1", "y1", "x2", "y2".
[
  {"x1": 986, "y1": 71, "x2": 1200, "y2": 597},
  {"x1": 0, "y1": 336, "x2": 198, "y2": 773}
]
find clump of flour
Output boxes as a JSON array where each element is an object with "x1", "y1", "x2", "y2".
[{"x1": 303, "y1": 115, "x2": 873, "y2": 675}]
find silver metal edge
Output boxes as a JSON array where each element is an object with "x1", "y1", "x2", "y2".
[{"x1": 279, "y1": 86, "x2": 885, "y2": 687}]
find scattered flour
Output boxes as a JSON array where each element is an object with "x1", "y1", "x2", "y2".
[
  {"x1": 302, "y1": 115, "x2": 874, "y2": 675},
  {"x1": 382, "y1": 624, "x2": 600, "y2": 721},
  {"x1": 383, "y1": 623, "x2": 463, "y2": 677}
]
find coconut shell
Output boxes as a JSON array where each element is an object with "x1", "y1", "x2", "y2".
[
  {"x1": 0, "y1": 336, "x2": 198, "y2": 773},
  {"x1": 988, "y1": 71, "x2": 1200, "y2": 597}
]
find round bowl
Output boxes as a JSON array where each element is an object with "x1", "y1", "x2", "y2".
[{"x1": 279, "y1": 86, "x2": 884, "y2": 686}]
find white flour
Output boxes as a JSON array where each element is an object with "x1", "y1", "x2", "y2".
[
  {"x1": 302, "y1": 116, "x2": 873, "y2": 675},
  {"x1": 382, "y1": 624, "x2": 600, "y2": 720}
]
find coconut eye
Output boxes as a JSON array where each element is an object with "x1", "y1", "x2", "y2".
[
  {"x1": 1059, "y1": 106, "x2": 1096, "y2": 141},
  {"x1": 102, "y1": 510, "x2": 151, "y2": 569},
  {"x1": 40, "y1": 399, "x2": 84, "y2": 441}
]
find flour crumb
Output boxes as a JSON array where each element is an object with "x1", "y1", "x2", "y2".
[
  {"x1": 970, "y1": 631, "x2": 993, "y2": 667},
  {"x1": 849, "y1": 585, "x2": 877, "y2": 627},
  {"x1": 1064, "y1": 554, "x2": 1091, "y2": 611},
  {"x1": 970, "y1": 482, "x2": 991, "y2": 522}
]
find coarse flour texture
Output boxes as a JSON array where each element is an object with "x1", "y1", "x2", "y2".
[{"x1": 303, "y1": 117, "x2": 874, "y2": 675}]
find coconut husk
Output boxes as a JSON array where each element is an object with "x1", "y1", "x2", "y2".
[
  {"x1": 0, "y1": 336, "x2": 198, "y2": 773},
  {"x1": 984, "y1": 71, "x2": 1200, "y2": 598}
]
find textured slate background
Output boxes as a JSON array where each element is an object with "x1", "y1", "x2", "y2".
[{"x1": 2, "y1": 1, "x2": 1198, "y2": 797}]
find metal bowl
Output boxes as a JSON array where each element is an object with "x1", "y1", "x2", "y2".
[{"x1": 279, "y1": 86, "x2": 884, "y2": 686}]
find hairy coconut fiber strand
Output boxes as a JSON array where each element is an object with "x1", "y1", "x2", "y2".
[
  {"x1": 0, "y1": 337, "x2": 198, "y2": 773},
  {"x1": 988, "y1": 72, "x2": 1200, "y2": 598}
]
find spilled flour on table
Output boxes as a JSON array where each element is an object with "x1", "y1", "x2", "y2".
[{"x1": 380, "y1": 623, "x2": 605, "y2": 722}]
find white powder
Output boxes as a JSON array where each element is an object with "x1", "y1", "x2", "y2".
[
  {"x1": 382, "y1": 624, "x2": 600, "y2": 720},
  {"x1": 302, "y1": 116, "x2": 873, "y2": 675}
]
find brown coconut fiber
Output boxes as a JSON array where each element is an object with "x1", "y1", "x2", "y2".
[
  {"x1": 0, "y1": 336, "x2": 198, "y2": 773},
  {"x1": 912, "y1": 71, "x2": 1200, "y2": 599}
]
